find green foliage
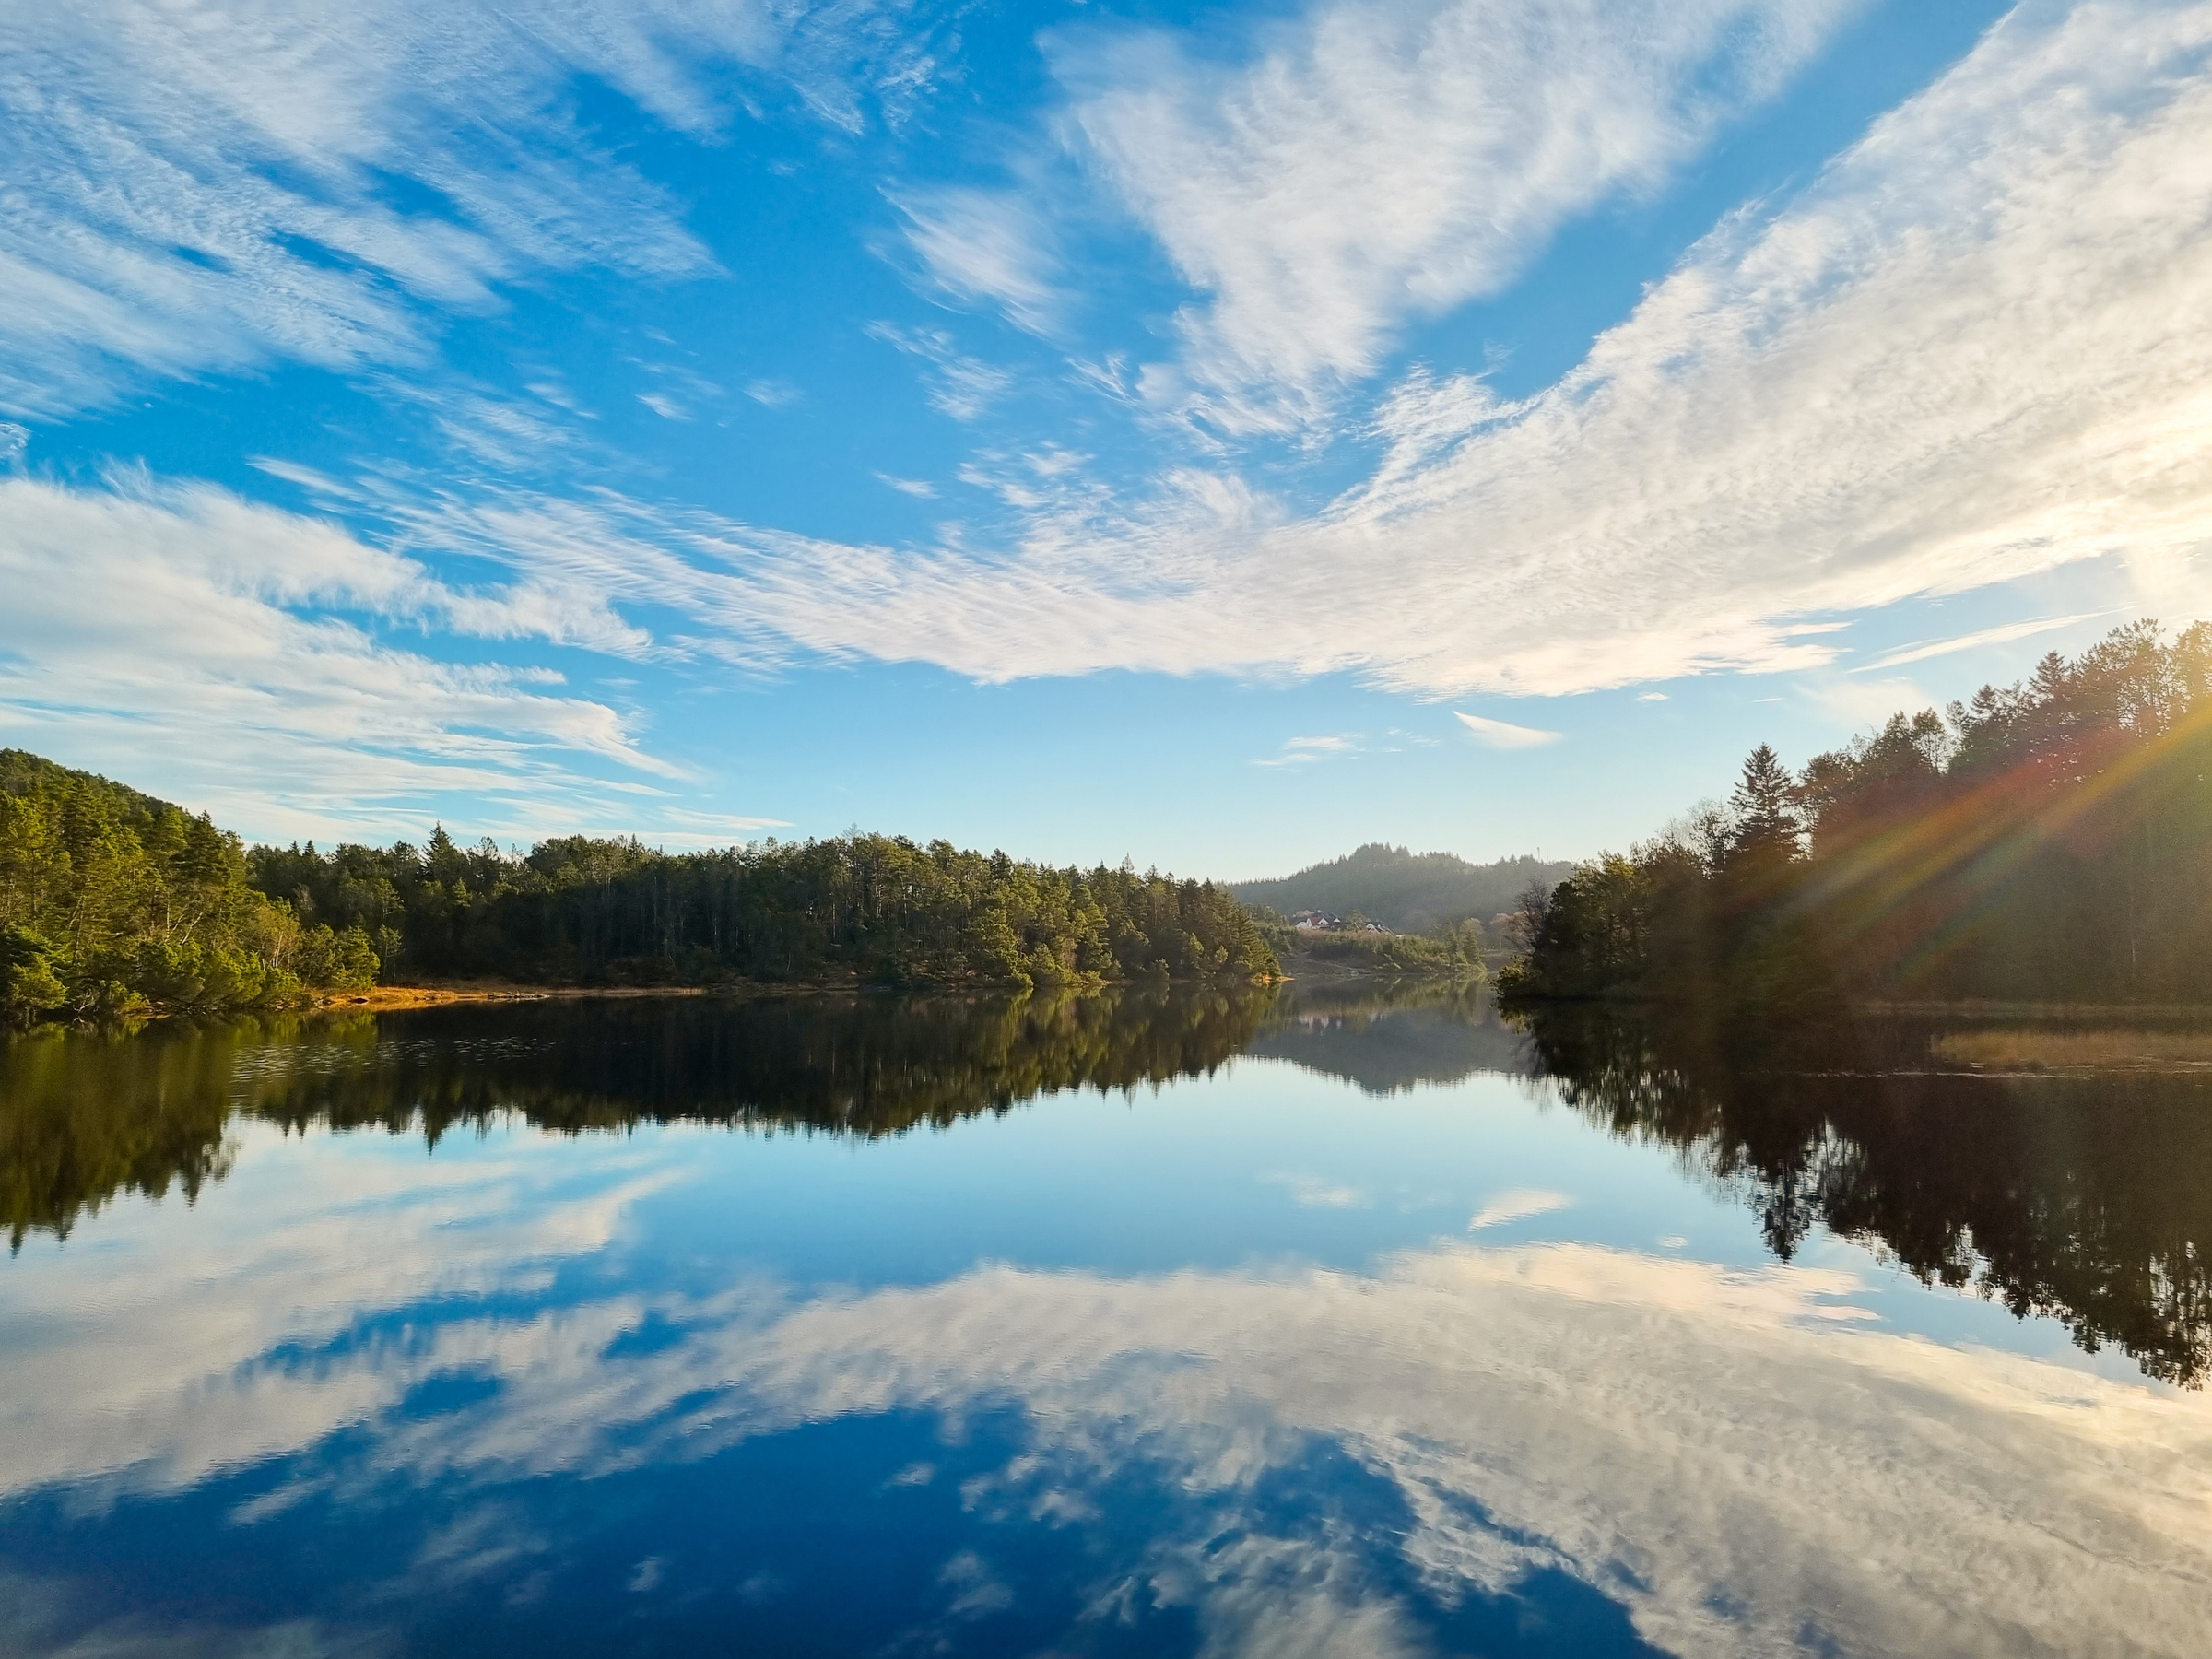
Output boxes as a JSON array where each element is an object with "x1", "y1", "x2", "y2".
[
  {"x1": 0, "y1": 751, "x2": 1275, "y2": 1016},
  {"x1": 1248, "y1": 899, "x2": 1488, "y2": 982},
  {"x1": 1291, "y1": 926, "x2": 1480, "y2": 977},
  {"x1": 1502, "y1": 620, "x2": 2212, "y2": 1008},
  {"x1": 0, "y1": 751, "x2": 378, "y2": 1025},
  {"x1": 1232, "y1": 843, "x2": 1577, "y2": 935},
  {"x1": 248, "y1": 830, "x2": 1278, "y2": 990}
]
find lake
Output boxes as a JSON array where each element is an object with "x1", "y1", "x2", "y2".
[{"x1": 2, "y1": 985, "x2": 2208, "y2": 1656}]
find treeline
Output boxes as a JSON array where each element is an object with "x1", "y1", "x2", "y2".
[
  {"x1": 0, "y1": 751, "x2": 376, "y2": 1024},
  {"x1": 1504, "y1": 621, "x2": 2212, "y2": 1008},
  {"x1": 248, "y1": 830, "x2": 1277, "y2": 992},
  {"x1": 0, "y1": 751, "x2": 1278, "y2": 1025}
]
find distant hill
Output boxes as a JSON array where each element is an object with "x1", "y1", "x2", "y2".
[{"x1": 1232, "y1": 843, "x2": 1577, "y2": 934}]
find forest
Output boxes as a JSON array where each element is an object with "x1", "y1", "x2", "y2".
[
  {"x1": 1503, "y1": 620, "x2": 2212, "y2": 1009},
  {"x1": 0, "y1": 747, "x2": 1277, "y2": 1023},
  {"x1": 0, "y1": 750, "x2": 378, "y2": 1024},
  {"x1": 249, "y1": 829, "x2": 1276, "y2": 993}
]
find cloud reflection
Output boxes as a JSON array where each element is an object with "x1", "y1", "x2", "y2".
[{"x1": 6, "y1": 1132, "x2": 2209, "y2": 1657}]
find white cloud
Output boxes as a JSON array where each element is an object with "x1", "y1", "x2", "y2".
[
  {"x1": 1453, "y1": 712, "x2": 1561, "y2": 750},
  {"x1": 0, "y1": 0, "x2": 921, "y2": 417},
  {"x1": 865, "y1": 322, "x2": 1016, "y2": 420},
  {"x1": 0, "y1": 473, "x2": 702, "y2": 841},
  {"x1": 1262, "y1": 1171, "x2": 1370, "y2": 1207},
  {"x1": 14, "y1": 1138, "x2": 2210, "y2": 1659},
  {"x1": 1855, "y1": 612, "x2": 2105, "y2": 672},
  {"x1": 1253, "y1": 733, "x2": 1362, "y2": 767},
  {"x1": 0, "y1": 1116, "x2": 692, "y2": 1503},
  {"x1": 648, "y1": 807, "x2": 794, "y2": 839},
  {"x1": 17, "y1": 0, "x2": 2212, "y2": 758},
  {"x1": 1057, "y1": 0, "x2": 1858, "y2": 430},
  {"x1": 530, "y1": 0, "x2": 2212, "y2": 700},
  {"x1": 895, "y1": 187, "x2": 1065, "y2": 335},
  {"x1": 1467, "y1": 1188, "x2": 1571, "y2": 1230},
  {"x1": 392, "y1": 382, "x2": 598, "y2": 472},
  {"x1": 1636, "y1": 691, "x2": 1669, "y2": 702},
  {"x1": 875, "y1": 472, "x2": 938, "y2": 499}
]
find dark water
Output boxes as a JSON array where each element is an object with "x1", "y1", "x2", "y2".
[{"x1": 3, "y1": 986, "x2": 2209, "y2": 1657}]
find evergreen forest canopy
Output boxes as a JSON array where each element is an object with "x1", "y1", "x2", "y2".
[
  {"x1": 0, "y1": 748, "x2": 1278, "y2": 1024},
  {"x1": 1235, "y1": 843, "x2": 1575, "y2": 935},
  {"x1": 1504, "y1": 621, "x2": 2212, "y2": 1008},
  {"x1": 0, "y1": 750, "x2": 378, "y2": 1024}
]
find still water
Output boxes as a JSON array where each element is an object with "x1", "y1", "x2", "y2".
[{"x1": 2, "y1": 985, "x2": 2208, "y2": 1657}]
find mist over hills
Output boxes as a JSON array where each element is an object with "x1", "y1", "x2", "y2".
[{"x1": 1231, "y1": 844, "x2": 1576, "y2": 934}]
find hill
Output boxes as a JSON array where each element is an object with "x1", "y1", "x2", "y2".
[
  {"x1": 1233, "y1": 843, "x2": 1576, "y2": 934},
  {"x1": 1, "y1": 748, "x2": 379, "y2": 1022}
]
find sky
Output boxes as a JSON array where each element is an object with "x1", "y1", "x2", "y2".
[{"x1": 4, "y1": 0, "x2": 2210, "y2": 880}]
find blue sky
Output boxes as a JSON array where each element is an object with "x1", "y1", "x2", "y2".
[{"x1": 4, "y1": 0, "x2": 2209, "y2": 878}]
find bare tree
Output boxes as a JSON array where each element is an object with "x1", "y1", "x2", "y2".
[{"x1": 1506, "y1": 879, "x2": 1554, "y2": 952}]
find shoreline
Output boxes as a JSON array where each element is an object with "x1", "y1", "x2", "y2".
[
  {"x1": 311, "y1": 983, "x2": 725, "y2": 1012},
  {"x1": 310, "y1": 973, "x2": 1297, "y2": 1014},
  {"x1": 1855, "y1": 998, "x2": 2212, "y2": 1021}
]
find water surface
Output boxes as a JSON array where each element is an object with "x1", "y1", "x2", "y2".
[{"x1": 3, "y1": 987, "x2": 2208, "y2": 1656}]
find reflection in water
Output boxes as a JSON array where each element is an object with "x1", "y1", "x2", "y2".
[
  {"x1": 5, "y1": 1176, "x2": 2207, "y2": 1657},
  {"x1": 10, "y1": 986, "x2": 2212, "y2": 1395},
  {"x1": 1246, "y1": 981, "x2": 1534, "y2": 1092},
  {"x1": 3, "y1": 987, "x2": 1272, "y2": 1248},
  {"x1": 6, "y1": 988, "x2": 2212, "y2": 1656},
  {"x1": 1519, "y1": 1004, "x2": 2212, "y2": 1387}
]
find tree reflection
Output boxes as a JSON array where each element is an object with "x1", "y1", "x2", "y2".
[
  {"x1": 13, "y1": 988, "x2": 2211, "y2": 1392},
  {"x1": 3, "y1": 987, "x2": 1276, "y2": 1250},
  {"x1": 1518, "y1": 1003, "x2": 2212, "y2": 1386},
  {"x1": 1246, "y1": 980, "x2": 1535, "y2": 1093}
]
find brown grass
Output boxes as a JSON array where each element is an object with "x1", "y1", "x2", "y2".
[{"x1": 1930, "y1": 1028, "x2": 2212, "y2": 1071}]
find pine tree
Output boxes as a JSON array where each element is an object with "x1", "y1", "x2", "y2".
[{"x1": 1729, "y1": 744, "x2": 1800, "y2": 863}]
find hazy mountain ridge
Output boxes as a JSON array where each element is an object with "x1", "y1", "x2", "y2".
[{"x1": 1232, "y1": 843, "x2": 1576, "y2": 934}]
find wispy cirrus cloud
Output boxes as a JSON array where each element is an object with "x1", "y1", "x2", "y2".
[
  {"x1": 1253, "y1": 734, "x2": 1362, "y2": 768},
  {"x1": 894, "y1": 187, "x2": 1065, "y2": 336},
  {"x1": 0, "y1": 473, "x2": 710, "y2": 842},
  {"x1": 0, "y1": 0, "x2": 929, "y2": 418},
  {"x1": 15, "y1": 0, "x2": 2212, "y2": 821},
  {"x1": 1453, "y1": 712, "x2": 1562, "y2": 750},
  {"x1": 496, "y1": 0, "x2": 2211, "y2": 701},
  {"x1": 85, "y1": 0, "x2": 2210, "y2": 776},
  {"x1": 1055, "y1": 0, "x2": 1861, "y2": 432},
  {"x1": 1854, "y1": 613, "x2": 2108, "y2": 673},
  {"x1": 865, "y1": 322, "x2": 1016, "y2": 421}
]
